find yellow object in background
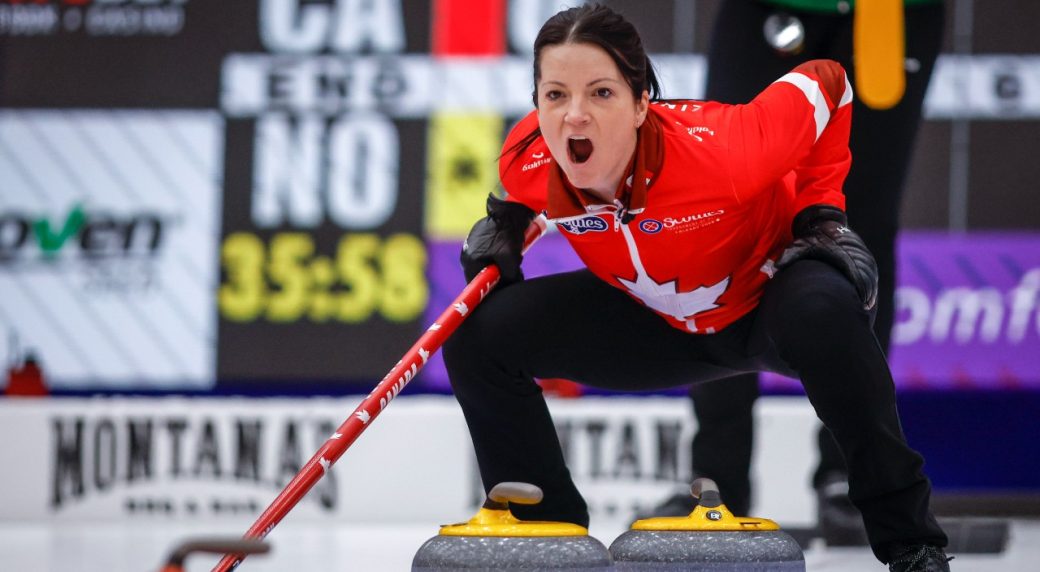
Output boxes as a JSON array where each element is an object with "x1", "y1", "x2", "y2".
[
  {"x1": 854, "y1": 0, "x2": 906, "y2": 109},
  {"x1": 425, "y1": 113, "x2": 505, "y2": 239}
]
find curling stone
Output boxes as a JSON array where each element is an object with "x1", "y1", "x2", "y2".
[
  {"x1": 610, "y1": 478, "x2": 804, "y2": 571},
  {"x1": 412, "y1": 482, "x2": 613, "y2": 571}
]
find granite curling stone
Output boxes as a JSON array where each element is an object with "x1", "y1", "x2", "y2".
[
  {"x1": 412, "y1": 482, "x2": 614, "y2": 571},
  {"x1": 610, "y1": 478, "x2": 805, "y2": 571}
]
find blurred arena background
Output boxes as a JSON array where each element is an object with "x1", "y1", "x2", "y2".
[{"x1": 1, "y1": 1, "x2": 1038, "y2": 570}]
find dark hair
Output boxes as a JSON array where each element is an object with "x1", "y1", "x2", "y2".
[
  {"x1": 531, "y1": 3, "x2": 661, "y2": 106},
  {"x1": 504, "y1": 4, "x2": 662, "y2": 161}
]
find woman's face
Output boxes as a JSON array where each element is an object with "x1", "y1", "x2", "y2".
[{"x1": 536, "y1": 42, "x2": 649, "y2": 199}]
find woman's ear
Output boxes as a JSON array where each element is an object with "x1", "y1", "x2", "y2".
[{"x1": 635, "y1": 90, "x2": 650, "y2": 127}]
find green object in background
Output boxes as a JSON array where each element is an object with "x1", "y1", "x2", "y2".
[{"x1": 760, "y1": 0, "x2": 942, "y2": 14}]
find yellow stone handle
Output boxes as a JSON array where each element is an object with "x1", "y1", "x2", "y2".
[
  {"x1": 437, "y1": 482, "x2": 590, "y2": 537},
  {"x1": 631, "y1": 478, "x2": 781, "y2": 531}
]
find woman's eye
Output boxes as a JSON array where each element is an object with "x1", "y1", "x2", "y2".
[
  {"x1": 544, "y1": 90, "x2": 562, "y2": 101},
  {"x1": 595, "y1": 87, "x2": 613, "y2": 98}
]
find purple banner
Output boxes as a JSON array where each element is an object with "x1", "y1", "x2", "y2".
[
  {"x1": 419, "y1": 232, "x2": 1040, "y2": 392},
  {"x1": 887, "y1": 232, "x2": 1040, "y2": 390}
]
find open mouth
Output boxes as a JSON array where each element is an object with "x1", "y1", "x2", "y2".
[{"x1": 568, "y1": 136, "x2": 594, "y2": 164}]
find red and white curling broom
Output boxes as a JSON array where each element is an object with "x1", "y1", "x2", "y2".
[{"x1": 212, "y1": 215, "x2": 549, "y2": 571}]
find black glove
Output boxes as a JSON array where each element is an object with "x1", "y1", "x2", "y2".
[
  {"x1": 777, "y1": 205, "x2": 879, "y2": 310},
  {"x1": 460, "y1": 194, "x2": 536, "y2": 284}
]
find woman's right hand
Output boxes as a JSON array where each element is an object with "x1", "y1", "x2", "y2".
[{"x1": 460, "y1": 194, "x2": 536, "y2": 284}]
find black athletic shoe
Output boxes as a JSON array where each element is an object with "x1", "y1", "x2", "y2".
[
  {"x1": 816, "y1": 472, "x2": 869, "y2": 546},
  {"x1": 632, "y1": 492, "x2": 696, "y2": 521},
  {"x1": 888, "y1": 545, "x2": 953, "y2": 572}
]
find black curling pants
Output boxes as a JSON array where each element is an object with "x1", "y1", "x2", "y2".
[
  {"x1": 690, "y1": 0, "x2": 948, "y2": 510},
  {"x1": 444, "y1": 261, "x2": 947, "y2": 563}
]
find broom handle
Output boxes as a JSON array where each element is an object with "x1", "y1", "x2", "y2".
[{"x1": 212, "y1": 215, "x2": 549, "y2": 571}]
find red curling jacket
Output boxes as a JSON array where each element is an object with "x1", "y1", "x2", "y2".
[{"x1": 499, "y1": 60, "x2": 853, "y2": 334}]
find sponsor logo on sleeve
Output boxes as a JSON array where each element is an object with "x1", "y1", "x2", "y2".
[{"x1": 521, "y1": 151, "x2": 553, "y2": 172}]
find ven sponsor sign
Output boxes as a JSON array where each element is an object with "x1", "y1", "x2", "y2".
[{"x1": 0, "y1": 111, "x2": 222, "y2": 389}]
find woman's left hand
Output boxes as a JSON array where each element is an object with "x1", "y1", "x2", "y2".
[{"x1": 777, "y1": 205, "x2": 879, "y2": 310}]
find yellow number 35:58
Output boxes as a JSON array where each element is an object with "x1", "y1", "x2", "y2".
[{"x1": 219, "y1": 231, "x2": 428, "y2": 324}]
